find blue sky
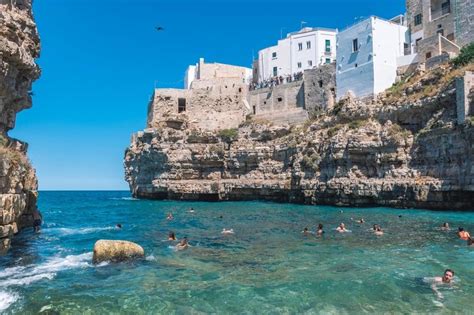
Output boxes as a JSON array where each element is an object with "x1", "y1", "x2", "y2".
[{"x1": 11, "y1": 0, "x2": 405, "y2": 190}]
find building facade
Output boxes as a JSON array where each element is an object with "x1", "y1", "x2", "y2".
[
  {"x1": 256, "y1": 27, "x2": 337, "y2": 83},
  {"x1": 184, "y1": 58, "x2": 252, "y2": 90},
  {"x1": 406, "y1": 0, "x2": 474, "y2": 62},
  {"x1": 336, "y1": 16, "x2": 409, "y2": 100}
]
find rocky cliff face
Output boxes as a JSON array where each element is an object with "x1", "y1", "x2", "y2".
[
  {"x1": 125, "y1": 63, "x2": 474, "y2": 210},
  {"x1": 0, "y1": 0, "x2": 41, "y2": 254}
]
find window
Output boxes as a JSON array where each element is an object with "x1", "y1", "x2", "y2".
[
  {"x1": 178, "y1": 98, "x2": 186, "y2": 113},
  {"x1": 297, "y1": 62, "x2": 302, "y2": 68},
  {"x1": 352, "y1": 38, "x2": 359, "y2": 52},
  {"x1": 272, "y1": 52, "x2": 277, "y2": 58},
  {"x1": 306, "y1": 41, "x2": 311, "y2": 49},
  {"x1": 325, "y1": 39, "x2": 331, "y2": 52},
  {"x1": 298, "y1": 43, "x2": 303, "y2": 51},
  {"x1": 318, "y1": 80, "x2": 323, "y2": 88},
  {"x1": 308, "y1": 60, "x2": 313, "y2": 67},
  {"x1": 442, "y1": 0, "x2": 451, "y2": 15},
  {"x1": 325, "y1": 58, "x2": 331, "y2": 64},
  {"x1": 277, "y1": 97, "x2": 283, "y2": 102},
  {"x1": 415, "y1": 38, "x2": 422, "y2": 46},
  {"x1": 273, "y1": 66, "x2": 278, "y2": 76},
  {"x1": 414, "y1": 14, "x2": 422, "y2": 26},
  {"x1": 426, "y1": 52, "x2": 432, "y2": 59}
]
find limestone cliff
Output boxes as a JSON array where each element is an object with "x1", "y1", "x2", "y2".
[
  {"x1": 0, "y1": 0, "x2": 41, "y2": 254},
  {"x1": 125, "y1": 63, "x2": 474, "y2": 210}
]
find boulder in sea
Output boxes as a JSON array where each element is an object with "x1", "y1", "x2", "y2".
[{"x1": 92, "y1": 240, "x2": 145, "y2": 264}]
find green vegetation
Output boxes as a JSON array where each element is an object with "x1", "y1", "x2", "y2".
[
  {"x1": 388, "y1": 123, "x2": 412, "y2": 142},
  {"x1": 327, "y1": 124, "x2": 343, "y2": 137},
  {"x1": 218, "y1": 128, "x2": 238, "y2": 143},
  {"x1": 451, "y1": 43, "x2": 474, "y2": 68},
  {"x1": 348, "y1": 119, "x2": 369, "y2": 130}
]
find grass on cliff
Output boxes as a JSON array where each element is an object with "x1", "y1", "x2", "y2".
[{"x1": 218, "y1": 128, "x2": 238, "y2": 143}]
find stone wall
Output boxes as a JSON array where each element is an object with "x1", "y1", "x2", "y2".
[
  {"x1": 454, "y1": 0, "x2": 474, "y2": 47},
  {"x1": 303, "y1": 64, "x2": 336, "y2": 113},
  {"x1": 0, "y1": 0, "x2": 41, "y2": 254},
  {"x1": 456, "y1": 71, "x2": 474, "y2": 124},
  {"x1": 248, "y1": 81, "x2": 304, "y2": 115}
]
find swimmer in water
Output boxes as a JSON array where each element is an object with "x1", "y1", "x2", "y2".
[
  {"x1": 302, "y1": 227, "x2": 311, "y2": 236},
  {"x1": 168, "y1": 231, "x2": 176, "y2": 241},
  {"x1": 316, "y1": 223, "x2": 324, "y2": 236},
  {"x1": 116, "y1": 223, "x2": 122, "y2": 229},
  {"x1": 221, "y1": 228, "x2": 234, "y2": 235},
  {"x1": 457, "y1": 227, "x2": 471, "y2": 240},
  {"x1": 166, "y1": 213, "x2": 174, "y2": 221},
  {"x1": 430, "y1": 269, "x2": 455, "y2": 300},
  {"x1": 374, "y1": 226, "x2": 384, "y2": 236},
  {"x1": 372, "y1": 224, "x2": 379, "y2": 231},
  {"x1": 175, "y1": 237, "x2": 189, "y2": 250},
  {"x1": 441, "y1": 222, "x2": 450, "y2": 231},
  {"x1": 336, "y1": 223, "x2": 348, "y2": 232},
  {"x1": 188, "y1": 207, "x2": 195, "y2": 213}
]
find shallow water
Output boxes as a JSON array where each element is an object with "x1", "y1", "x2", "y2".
[{"x1": 0, "y1": 191, "x2": 473, "y2": 314}]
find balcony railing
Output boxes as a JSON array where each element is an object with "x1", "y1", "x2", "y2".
[{"x1": 431, "y1": 5, "x2": 451, "y2": 20}]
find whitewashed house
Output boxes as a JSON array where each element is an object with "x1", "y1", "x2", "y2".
[
  {"x1": 336, "y1": 16, "x2": 410, "y2": 100},
  {"x1": 257, "y1": 27, "x2": 337, "y2": 83}
]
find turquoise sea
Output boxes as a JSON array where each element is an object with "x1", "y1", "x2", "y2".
[{"x1": 0, "y1": 191, "x2": 473, "y2": 314}]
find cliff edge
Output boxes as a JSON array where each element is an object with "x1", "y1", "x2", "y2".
[
  {"x1": 125, "y1": 61, "x2": 474, "y2": 210},
  {"x1": 0, "y1": 0, "x2": 41, "y2": 254}
]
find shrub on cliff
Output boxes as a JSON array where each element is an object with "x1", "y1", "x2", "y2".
[
  {"x1": 451, "y1": 43, "x2": 474, "y2": 68},
  {"x1": 218, "y1": 128, "x2": 238, "y2": 144}
]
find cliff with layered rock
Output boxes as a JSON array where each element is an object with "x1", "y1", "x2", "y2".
[
  {"x1": 0, "y1": 0, "x2": 41, "y2": 254},
  {"x1": 125, "y1": 62, "x2": 474, "y2": 210}
]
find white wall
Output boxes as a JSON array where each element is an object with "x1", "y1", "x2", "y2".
[
  {"x1": 372, "y1": 17, "x2": 408, "y2": 95},
  {"x1": 336, "y1": 18, "x2": 375, "y2": 99},
  {"x1": 336, "y1": 16, "x2": 408, "y2": 100},
  {"x1": 258, "y1": 28, "x2": 337, "y2": 82},
  {"x1": 184, "y1": 65, "x2": 196, "y2": 89}
]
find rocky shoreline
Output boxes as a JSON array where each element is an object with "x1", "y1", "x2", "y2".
[
  {"x1": 125, "y1": 62, "x2": 474, "y2": 211},
  {"x1": 0, "y1": 0, "x2": 41, "y2": 254}
]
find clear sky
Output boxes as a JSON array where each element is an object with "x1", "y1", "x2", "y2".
[{"x1": 11, "y1": 0, "x2": 405, "y2": 190}]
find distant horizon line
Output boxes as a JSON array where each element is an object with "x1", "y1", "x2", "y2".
[{"x1": 38, "y1": 190, "x2": 131, "y2": 192}]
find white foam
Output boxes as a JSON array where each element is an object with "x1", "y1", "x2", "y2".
[
  {"x1": 0, "y1": 252, "x2": 92, "y2": 288},
  {"x1": 0, "y1": 290, "x2": 19, "y2": 312},
  {"x1": 146, "y1": 255, "x2": 156, "y2": 261},
  {"x1": 48, "y1": 227, "x2": 115, "y2": 236}
]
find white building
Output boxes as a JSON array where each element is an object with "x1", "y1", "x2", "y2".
[
  {"x1": 257, "y1": 27, "x2": 338, "y2": 83},
  {"x1": 336, "y1": 16, "x2": 409, "y2": 100},
  {"x1": 184, "y1": 58, "x2": 252, "y2": 90}
]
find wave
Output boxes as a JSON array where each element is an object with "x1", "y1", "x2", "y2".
[
  {"x1": 47, "y1": 227, "x2": 115, "y2": 236},
  {"x1": 0, "y1": 252, "x2": 94, "y2": 311},
  {"x1": 0, "y1": 290, "x2": 19, "y2": 312},
  {"x1": 0, "y1": 252, "x2": 93, "y2": 287}
]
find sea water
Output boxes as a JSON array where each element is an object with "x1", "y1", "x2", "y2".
[{"x1": 0, "y1": 191, "x2": 473, "y2": 314}]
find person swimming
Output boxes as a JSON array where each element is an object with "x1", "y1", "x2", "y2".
[
  {"x1": 175, "y1": 237, "x2": 189, "y2": 250},
  {"x1": 458, "y1": 227, "x2": 471, "y2": 240},
  {"x1": 316, "y1": 223, "x2": 324, "y2": 236},
  {"x1": 302, "y1": 227, "x2": 311, "y2": 236},
  {"x1": 221, "y1": 228, "x2": 234, "y2": 235},
  {"x1": 374, "y1": 226, "x2": 384, "y2": 236},
  {"x1": 116, "y1": 223, "x2": 122, "y2": 229},
  {"x1": 429, "y1": 269, "x2": 455, "y2": 300},
  {"x1": 441, "y1": 222, "x2": 450, "y2": 231},
  {"x1": 188, "y1": 207, "x2": 195, "y2": 213},
  {"x1": 166, "y1": 213, "x2": 174, "y2": 221},
  {"x1": 336, "y1": 223, "x2": 348, "y2": 232},
  {"x1": 168, "y1": 231, "x2": 176, "y2": 241}
]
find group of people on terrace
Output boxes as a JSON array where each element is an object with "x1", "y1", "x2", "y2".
[{"x1": 250, "y1": 71, "x2": 304, "y2": 90}]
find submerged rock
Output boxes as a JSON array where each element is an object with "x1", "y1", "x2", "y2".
[{"x1": 92, "y1": 240, "x2": 145, "y2": 264}]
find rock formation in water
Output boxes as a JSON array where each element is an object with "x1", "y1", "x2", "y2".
[
  {"x1": 92, "y1": 240, "x2": 145, "y2": 264},
  {"x1": 125, "y1": 62, "x2": 474, "y2": 210},
  {"x1": 0, "y1": 0, "x2": 41, "y2": 254}
]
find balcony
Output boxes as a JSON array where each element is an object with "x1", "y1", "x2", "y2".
[{"x1": 430, "y1": 0, "x2": 451, "y2": 21}]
